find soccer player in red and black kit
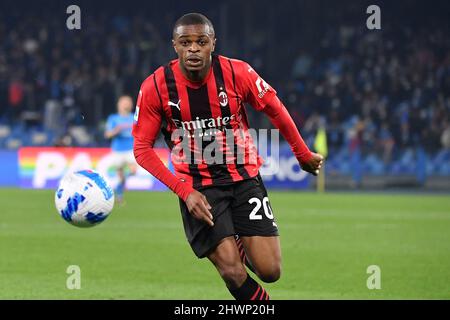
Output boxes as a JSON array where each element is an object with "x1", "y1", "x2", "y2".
[{"x1": 133, "y1": 13, "x2": 323, "y2": 300}]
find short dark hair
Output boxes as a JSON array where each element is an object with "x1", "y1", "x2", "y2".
[{"x1": 173, "y1": 13, "x2": 215, "y2": 37}]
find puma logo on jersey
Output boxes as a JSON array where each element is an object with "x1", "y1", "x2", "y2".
[{"x1": 169, "y1": 99, "x2": 181, "y2": 111}]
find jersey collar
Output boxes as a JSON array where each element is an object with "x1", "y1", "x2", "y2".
[{"x1": 172, "y1": 57, "x2": 214, "y2": 89}]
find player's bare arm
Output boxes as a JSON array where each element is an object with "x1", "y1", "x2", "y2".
[
  {"x1": 105, "y1": 123, "x2": 132, "y2": 139},
  {"x1": 104, "y1": 125, "x2": 123, "y2": 139},
  {"x1": 185, "y1": 191, "x2": 214, "y2": 227}
]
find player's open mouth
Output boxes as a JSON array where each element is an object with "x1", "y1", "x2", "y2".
[{"x1": 186, "y1": 57, "x2": 203, "y2": 66}]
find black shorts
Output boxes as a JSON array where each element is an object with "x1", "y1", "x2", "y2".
[{"x1": 179, "y1": 174, "x2": 279, "y2": 258}]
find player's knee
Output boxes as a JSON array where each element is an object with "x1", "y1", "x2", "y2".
[
  {"x1": 129, "y1": 164, "x2": 137, "y2": 175},
  {"x1": 219, "y1": 264, "x2": 247, "y2": 288},
  {"x1": 257, "y1": 264, "x2": 281, "y2": 283}
]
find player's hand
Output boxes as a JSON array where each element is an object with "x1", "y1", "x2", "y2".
[
  {"x1": 117, "y1": 123, "x2": 131, "y2": 131},
  {"x1": 105, "y1": 126, "x2": 123, "y2": 139},
  {"x1": 185, "y1": 191, "x2": 214, "y2": 227},
  {"x1": 301, "y1": 152, "x2": 324, "y2": 176}
]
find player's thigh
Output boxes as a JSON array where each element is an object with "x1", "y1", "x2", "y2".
[
  {"x1": 125, "y1": 151, "x2": 138, "y2": 174},
  {"x1": 208, "y1": 236, "x2": 242, "y2": 267},
  {"x1": 207, "y1": 236, "x2": 247, "y2": 285},
  {"x1": 232, "y1": 176, "x2": 281, "y2": 281},
  {"x1": 110, "y1": 152, "x2": 126, "y2": 171},
  {"x1": 179, "y1": 185, "x2": 235, "y2": 259},
  {"x1": 127, "y1": 162, "x2": 137, "y2": 174},
  {"x1": 241, "y1": 235, "x2": 281, "y2": 282}
]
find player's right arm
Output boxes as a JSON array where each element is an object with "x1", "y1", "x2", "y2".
[
  {"x1": 104, "y1": 116, "x2": 124, "y2": 139},
  {"x1": 132, "y1": 75, "x2": 213, "y2": 226}
]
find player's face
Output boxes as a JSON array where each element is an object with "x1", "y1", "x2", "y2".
[
  {"x1": 117, "y1": 97, "x2": 133, "y2": 115},
  {"x1": 172, "y1": 24, "x2": 216, "y2": 74}
]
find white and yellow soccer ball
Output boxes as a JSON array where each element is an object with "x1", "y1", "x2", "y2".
[{"x1": 55, "y1": 170, "x2": 114, "y2": 227}]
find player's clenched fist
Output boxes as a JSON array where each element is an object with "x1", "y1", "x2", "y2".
[
  {"x1": 301, "y1": 152, "x2": 324, "y2": 176},
  {"x1": 185, "y1": 190, "x2": 214, "y2": 227}
]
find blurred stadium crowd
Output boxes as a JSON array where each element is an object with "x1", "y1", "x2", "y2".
[{"x1": 0, "y1": 1, "x2": 449, "y2": 177}]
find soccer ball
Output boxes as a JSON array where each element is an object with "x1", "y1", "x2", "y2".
[{"x1": 55, "y1": 170, "x2": 114, "y2": 228}]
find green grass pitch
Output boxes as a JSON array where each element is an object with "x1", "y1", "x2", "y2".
[{"x1": 0, "y1": 188, "x2": 449, "y2": 299}]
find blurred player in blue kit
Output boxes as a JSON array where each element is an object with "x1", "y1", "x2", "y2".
[{"x1": 105, "y1": 95, "x2": 138, "y2": 203}]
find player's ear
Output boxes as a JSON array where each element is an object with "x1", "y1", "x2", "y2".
[
  {"x1": 212, "y1": 38, "x2": 216, "y2": 52},
  {"x1": 172, "y1": 39, "x2": 178, "y2": 54}
]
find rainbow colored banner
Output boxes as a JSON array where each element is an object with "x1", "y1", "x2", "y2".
[{"x1": 18, "y1": 147, "x2": 170, "y2": 190}]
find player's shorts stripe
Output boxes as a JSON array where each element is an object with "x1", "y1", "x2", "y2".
[
  {"x1": 164, "y1": 65, "x2": 202, "y2": 187},
  {"x1": 213, "y1": 56, "x2": 250, "y2": 181}
]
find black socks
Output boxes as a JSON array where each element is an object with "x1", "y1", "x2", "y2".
[{"x1": 229, "y1": 274, "x2": 269, "y2": 300}]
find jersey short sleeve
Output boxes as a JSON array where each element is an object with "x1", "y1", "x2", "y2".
[
  {"x1": 234, "y1": 60, "x2": 277, "y2": 111},
  {"x1": 132, "y1": 74, "x2": 164, "y2": 146}
]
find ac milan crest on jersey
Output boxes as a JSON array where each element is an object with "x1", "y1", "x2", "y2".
[{"x1": 218, "y1": 89, "x2": 228, "y2": 107}]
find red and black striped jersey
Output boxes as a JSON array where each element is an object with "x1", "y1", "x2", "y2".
[{"x1": 133, "y1": 54, "x2": 277, "y2": 189}]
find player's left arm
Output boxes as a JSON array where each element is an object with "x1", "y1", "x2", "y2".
[
  {"x1": 262, "y1": 95, "x2": 323, "y2": 175},
  {"x1": 237, "y1": 61, "x2": 323, "y2": 175}
]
